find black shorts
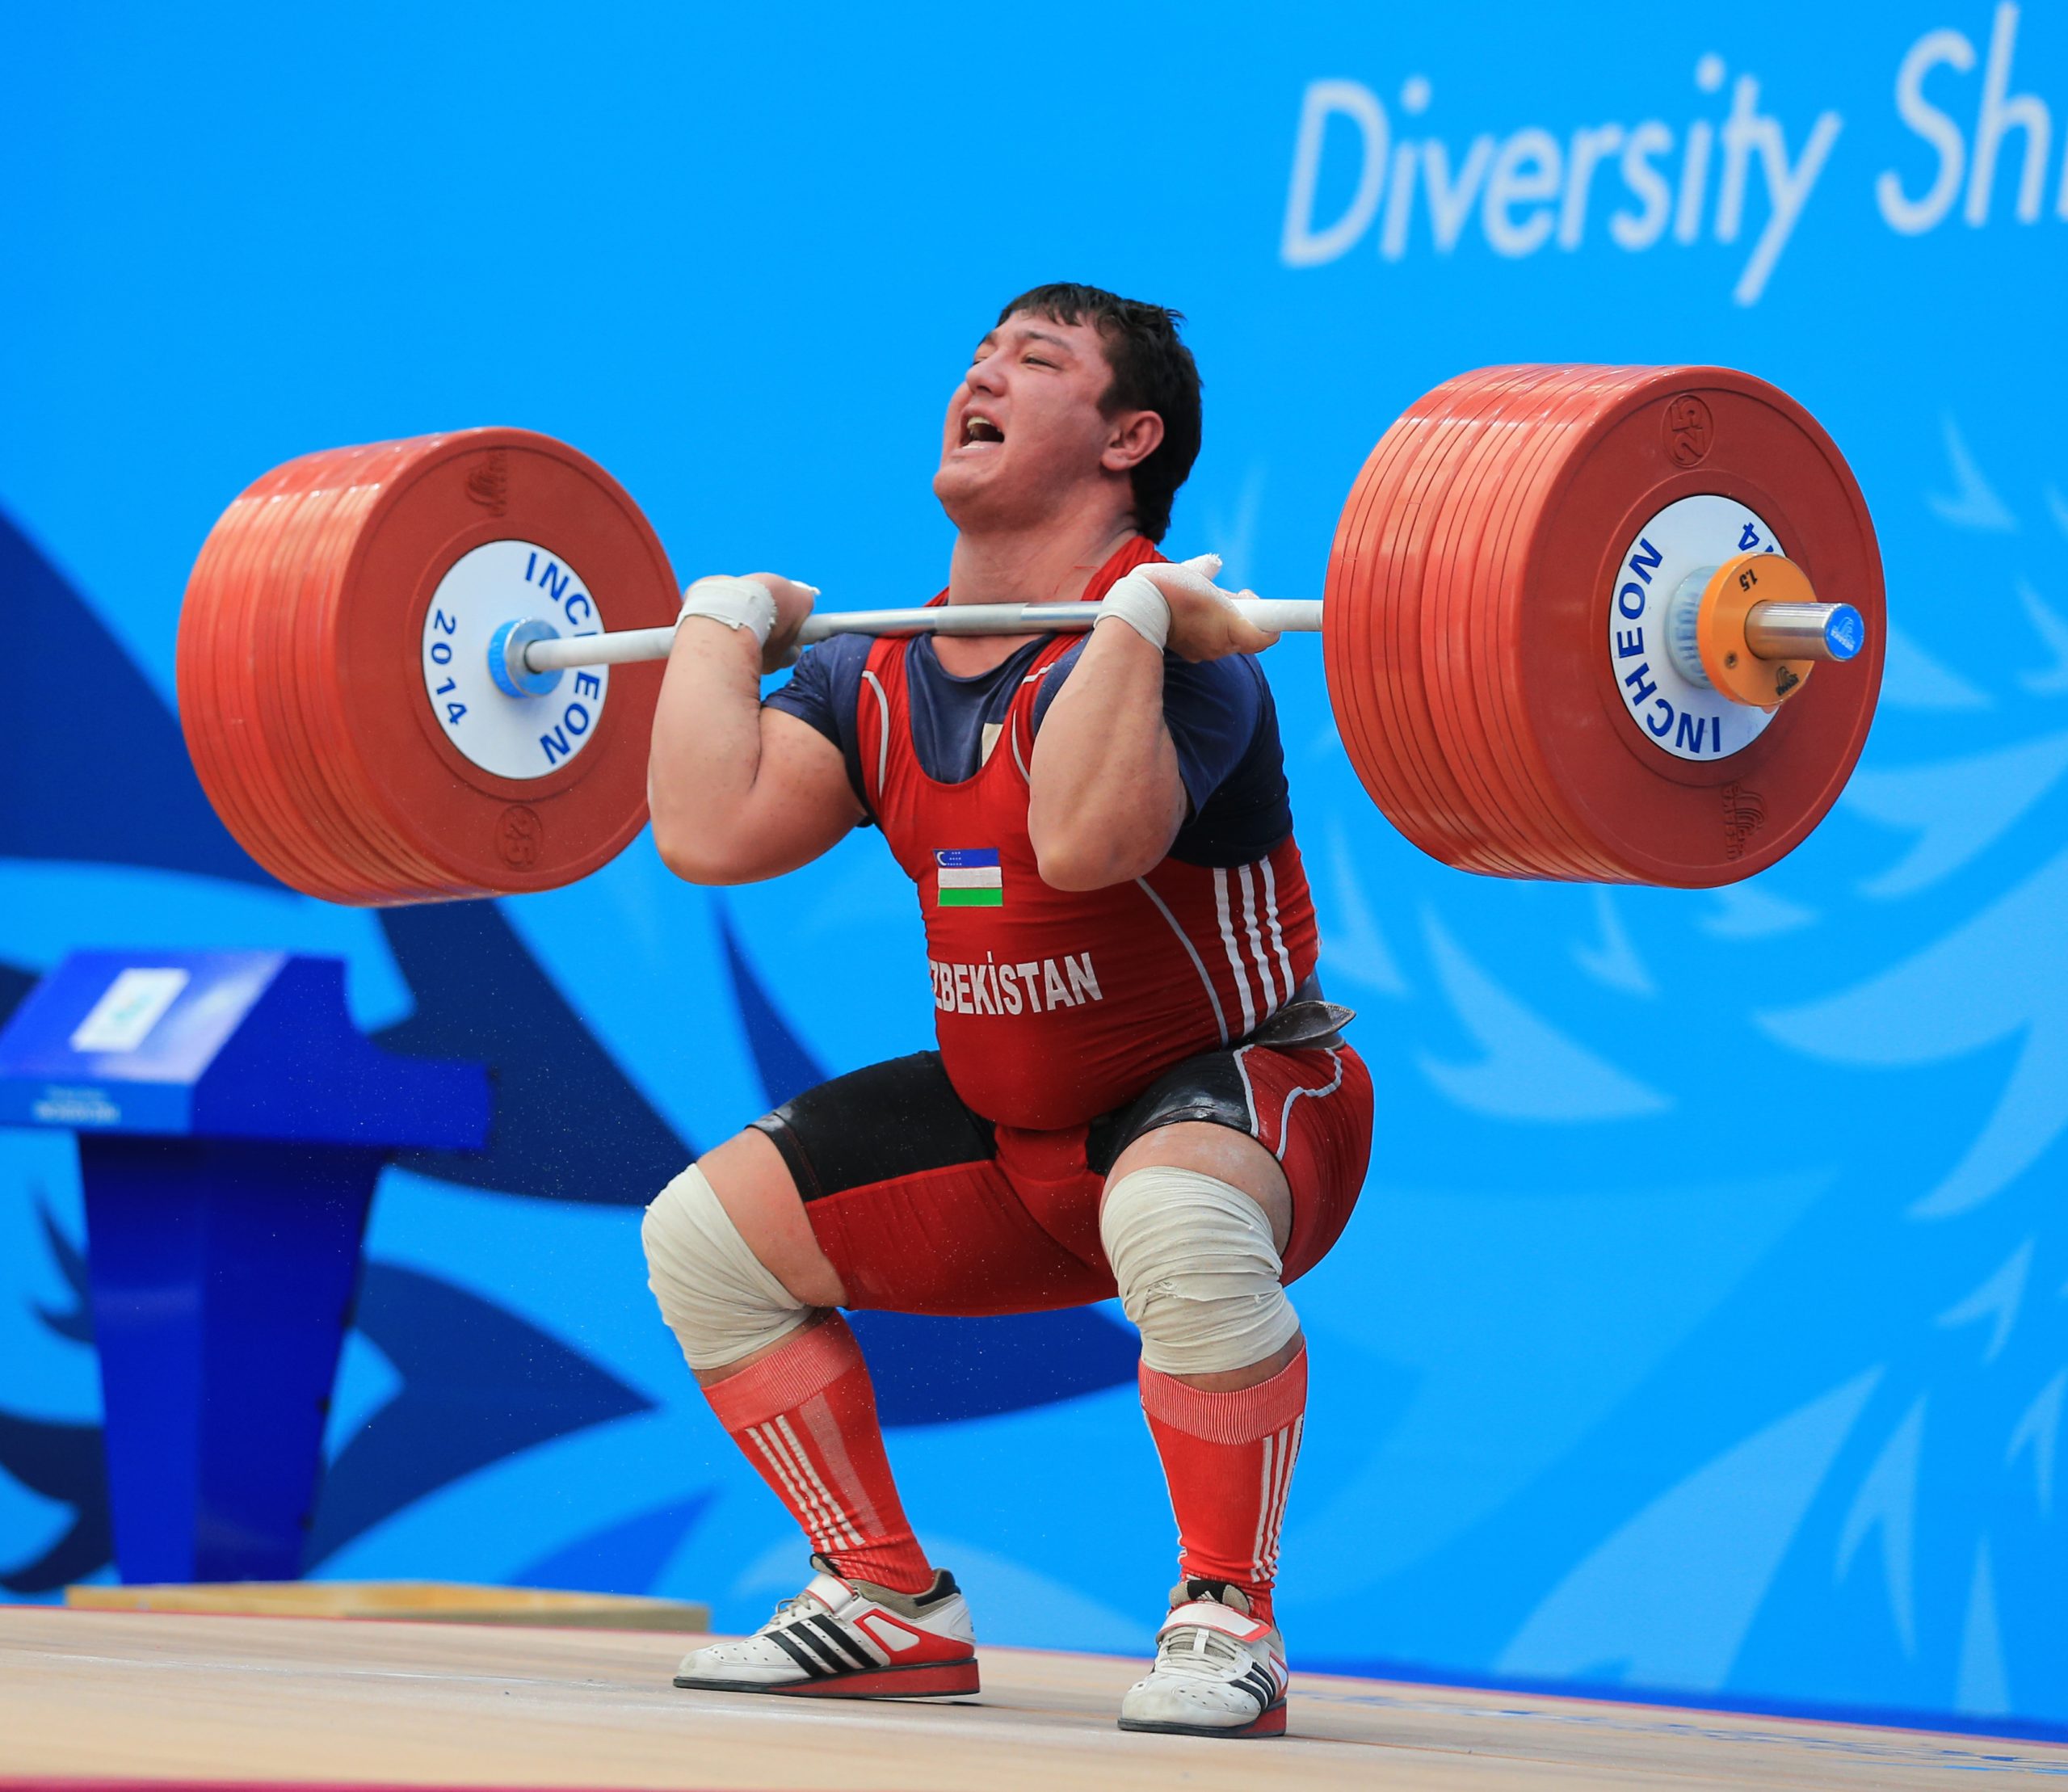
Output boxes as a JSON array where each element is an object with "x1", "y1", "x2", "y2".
[{"x1": 750, "y1": 1040, "x2": 1373, "y2": 1317}]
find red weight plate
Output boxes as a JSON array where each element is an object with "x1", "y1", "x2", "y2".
[
  {"x1": 249, "y1": 466, "x2": 367, "y2": 896},
  {"x1": 1425, "y1": 368, "x2": 1600, "y2": 876},
  {"x1": 1454, "y1": 370, "x2": 1634, "y2": 880},
  {"x1": 1464, "y1": 381, "x2": 1604, "y2": 877},
  {"x1": 1511, "y1": 372, "x2": 1691, "y2": 881},
  {"x1": 1465, "y1": 375, "x2": 1646, "y2": 881},
  {"x1": 1353, "y1": 402, "x2": 1458, "y2": 852},
  {"x1": 180, "y1": 429, "x2": 679, "y2": 904},
  {"x1": 1410, "y1": 373, "x2": 1530, "y2": 870},
  {"x1": 284, "y1": 446, "x2": 460, "y2": 900},
  {"x1": 226, "y1": 451, "x2": 390, "y2": 897},
  {"x1": 1327, "y1": 364, "x2": 1881, "y2": 887},
  {"x1": 1498, "y1": 368, "x2": 1882, "y2": 885},
  {"x1": 182, "y1": 453, "x2": 349, "y2": 898},
  {"x1": 336, "y1": 431, "x2": 679, "y2": 900},
  {"x1": 1324, "y1": 410, "x2": 1435, "y2": 849},
  {"x1": 1326, "y1": 399, "x2": 1437, "y2": 838},
  {"x1": 1329, "y1": 371, "x2": 1528, "y2": 872},
  {"x1": 1327, "y1": 367, "x2": 1566, "y2": 878},
  {"x1": 1423, "y1": 366, "x2": 1563, "y2": 869},
  {"x1": 234, "y1": 453, "x2": 396, "y2": 900},
  {"x1": 1333, "y1": 378, "x2": 1498, "y2": 867}
]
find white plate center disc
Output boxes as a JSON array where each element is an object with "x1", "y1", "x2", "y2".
[
  {"x1": 422, "y1": 540, "x2": 608, "y2": 780},
  {"x1": 1607, "y1": 494, "x2": 1784, "y2": 763}
]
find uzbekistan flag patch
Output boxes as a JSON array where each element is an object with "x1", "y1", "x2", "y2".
[{"x1": 935, "y1": 848, "x2": 1002, "y2": 907}]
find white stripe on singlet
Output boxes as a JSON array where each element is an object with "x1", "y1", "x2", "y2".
[
  {"x1": 1214, "y1": 868, "x2": 1258, "y2": 1035},
  {"x1": 1136, "y1": 877, "x2": 1229, "y2": 1045},
  {"x1": 1238, "y1": 862, "x2": 1280, "y2": 1012},
  {"x1": 1260, "y1": 856, "x2": 1296, "y2": 995},
  {"x1": 860, "y1": 669, "x2": 890, "y2": 801}
]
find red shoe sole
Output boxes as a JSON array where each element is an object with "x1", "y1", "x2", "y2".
[
  {"x1": 675, "y1": 1658, "x2": 979, "y2": 1700},
  {"x1": 1118, "y1": 1699, "x2": 1287, "y2": 1739}
]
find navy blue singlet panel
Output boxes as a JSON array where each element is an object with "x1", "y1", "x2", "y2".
[{"x1": 765, "y1": 633, "x2": 1293, "y2": 868}]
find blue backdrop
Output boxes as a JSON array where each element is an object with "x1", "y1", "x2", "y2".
[{"x1": 4, "y1": 0, "x2": 2066, "y2": 1735}]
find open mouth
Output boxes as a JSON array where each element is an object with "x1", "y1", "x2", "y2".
[{"x1": 962, "y1": 415, "x2": 1004, "y2": 445}]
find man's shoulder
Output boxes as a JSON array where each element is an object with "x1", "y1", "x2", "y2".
[
  {"x1": 798, "y1": 631, "x2": 878, "y2": 675},
  {"x1": 1030, "y1": 639, "x2": 1274, "y2": 783},
  {"x1": 772, "y1": 630, "x2": 875, "y2": 704}
]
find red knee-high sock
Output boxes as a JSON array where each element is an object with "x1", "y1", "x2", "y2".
[
  {"x1": 702, "y1": 1313, "x2": 933, "y2": 1596},
  {"x1": 1137, "y1": 1349, "x2": 1307, "y2": 1627}
]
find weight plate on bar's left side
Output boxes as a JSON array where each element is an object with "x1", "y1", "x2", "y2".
[
  {"x1": 340, "y1": 429, "x2": 678, "y2": 899},
  {"x1": 180, "y1": 428, "x2": 679, "y2": 903},
  {"x1": 419, "y1": 539, "x2": 611, "y2": 781}
]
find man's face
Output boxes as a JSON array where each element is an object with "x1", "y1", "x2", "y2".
[{"x1": 933, "y1": 312, "x2": 1145, "y2": 532}]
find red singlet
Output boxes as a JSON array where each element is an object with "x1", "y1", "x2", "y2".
[{"x1": 857, "y1": 541, "x2": 1320, "y2": 1130}]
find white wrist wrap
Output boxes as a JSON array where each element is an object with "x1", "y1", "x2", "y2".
[
  {"x1": 1096, "y1": 569, "x2": 1171, "y2": 653},
  {"x1": 678, "y1": 575, "x2": 778, "y2": 647}
]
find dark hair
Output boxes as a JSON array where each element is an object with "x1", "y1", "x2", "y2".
[{"x1": 994, "y1": 282, "x2": 1201, "y2": 543}]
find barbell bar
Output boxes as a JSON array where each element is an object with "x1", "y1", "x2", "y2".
[
  {"x1": 174, "y1": 363, "x2": 1886, "y2": 905},
  {"x1": 509, "y1": 591, "x2": 1859, "y2": 684},
  {"x1": 511, "y1": 599, "x2": 1325, "y2": 684}
]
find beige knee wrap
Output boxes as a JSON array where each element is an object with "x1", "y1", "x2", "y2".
[
  {"x1": 1099, "y1": 1166, "x2": 1299, "y2": 1377},
  {"x1": 641, "y1": 1163, "x2": 809, "y2": 1373}
]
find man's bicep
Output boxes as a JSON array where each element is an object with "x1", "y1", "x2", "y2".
[{"x1": 750, "y1": 708, "x2": 868, "y2": 870}]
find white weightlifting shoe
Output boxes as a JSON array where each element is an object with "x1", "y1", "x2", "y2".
[
  {"x1": 1117, "y1": 1580, "x2": 1289, "y2": 1739},
  {"x1": 674, "y1": 1553, "x2": 977, "y2": 1699}
]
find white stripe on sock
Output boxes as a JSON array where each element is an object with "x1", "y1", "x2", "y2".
[
  {"x1": 800, "y1": 1394, "x2": 887, "y2": 1542},
  {"x1": 776, "y1": 1414, "x2": 865, "y2": 1549},
  {"x1": 1265, "y1": 1415, "x2": 1298, "y2": 1572},
  {"x1": 1251, "y1": 1431, "x2": 1277, "y2": 1584},
  {"x1": 1250, "y1": 1426, "x2": 1283, "y2": 1587},
  {"x1": 1264, "y1": 1416, "x2": 1304, "y2": 1577},
  {"x1": 748, "y1": 1424, "x2": 836, "y2": 1552},
  {"x1": 759, "y1": 1420, "x2": 853, "y2": 1553}
]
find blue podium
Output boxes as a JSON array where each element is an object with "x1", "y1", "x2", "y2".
[{"x1": 0, "y1": 950, "x2": 489, "y2": 1584}]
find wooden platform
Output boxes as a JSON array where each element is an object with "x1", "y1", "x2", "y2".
[
  {"x1": 65, "y1": 1581, "x2": 710, "y2": 1632},
  {"x1": 1, "y1": 1606, "x2": 2061, "y2": 1790}
]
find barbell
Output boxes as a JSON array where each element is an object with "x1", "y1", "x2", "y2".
[{"x1": 175, "y1": 363, "x2": 1883, "y2": 905}]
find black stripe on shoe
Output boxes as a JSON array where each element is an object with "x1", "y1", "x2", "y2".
[
  {"x1": 808, "y1": 1614, "x2": 876, "y2": 1671},
  {"x1": 1237, "y1": 1666, "x2": 1278, "y2": 1710},
  {"x1": 766, "y1": 1627, "x2": 830, "y2": 1677},
  {"x1": 783, "y1": 1622, "x2": 856, "y2": 1675}
]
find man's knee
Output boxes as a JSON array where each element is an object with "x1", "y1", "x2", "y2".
[
  {"x1": 1099, "y1": 1165, "x2": 1299, "y2": 1376},
  {"x1": 642, "y1": 1161, "x2": 809, "y2": 1373}
]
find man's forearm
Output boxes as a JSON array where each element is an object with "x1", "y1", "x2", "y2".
[
  {"x1": 647, "y1": 618, "x2": 776, "y2": 873},
  {"x1": 1028, "y1": 621, "x2": 1187, "y2": 889}
]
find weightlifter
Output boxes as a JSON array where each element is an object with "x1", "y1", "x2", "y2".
[{"x1": 641, "y1": 283, "x2": 1372, "y2": 1738}]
